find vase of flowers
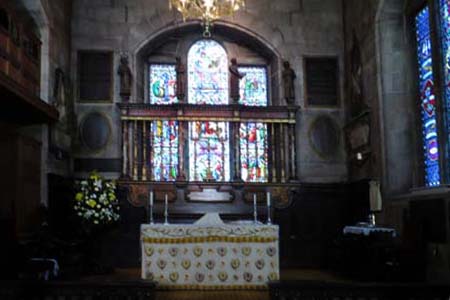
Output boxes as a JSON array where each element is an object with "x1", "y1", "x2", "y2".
[
  {"x1": 73, "y1": 171, "x2": 120, "y2": 274},
  {"x1": 74, "y1": 171, "x2": 120, "y2": 230}
]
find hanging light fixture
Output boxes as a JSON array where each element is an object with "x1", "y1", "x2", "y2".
[{"x1": 169, "y1": 0, "x2": 245, "y2": 37}]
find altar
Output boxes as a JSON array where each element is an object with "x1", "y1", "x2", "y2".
[{"x1": 141, "y1": 222, "x2": 279, "y2": 289}]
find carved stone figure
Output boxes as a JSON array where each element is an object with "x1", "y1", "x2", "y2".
[
  {"x1": 282, "y1": 60, "x2": 296, "y2": 104},
  {"x1": 53, "y1": 68, "x2": 65, "y2": 111},
  {"x1": 350, "y1": 32, "x2": 367, "y2": 116},
  {"x1": 176, "y1": 56, "x2": 186, "y2": 102},
  {"x1": 53, "y1": 68, "x2": 69, "y2": 130},
  {"x1": 118, "y1": 54, "x2": 132, "y2": 100},
  {"x1": 229, "y1": 58, "x2": 244, "y2": 104}
]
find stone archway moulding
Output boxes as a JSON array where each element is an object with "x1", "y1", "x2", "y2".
[{"x1": 131, "y1": 20, "x2": 284, "y2": 103}]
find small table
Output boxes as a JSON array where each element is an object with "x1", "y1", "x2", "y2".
[
  {"x1": 343, "y1": 225, "x2": 396, "y2": 237},
  {"x1": 340, "y1": 225, "x2": 397, "y2": 281},
  {"x1": 141, "y1": 223, "x2": 279, "y2": 289}
]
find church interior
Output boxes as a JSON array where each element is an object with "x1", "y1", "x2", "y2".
[{"x1": 2, "y1": 0, "x2": 450, "y2": 299}]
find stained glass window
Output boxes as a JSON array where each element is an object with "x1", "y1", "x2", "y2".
[
  {"x1": 415, "y1": 6, "x2": 441, "y2": 186},
  {"x1": 149, "y1": 64, "x2": 178, "y2": 105},
  {"x1": 240, "y1": 122, "x2": 268, "y2": 182},
  {"x1": 238, "y1": 67, "x2": 269, "y2": 182},
  {"x1": 151, "y1": 120, "x2": 178, "y2": 181},
  {"x1": 187, "y1": 40, "x2": 230, "y2": 181},
  {"x1": 440, "y1": 0, "x2": 450, "y2": 182},
  {"x1": 189, "y1": 121, "x2": 230, "y2": 181},
  {"x1": 238, "y1": 67, "x2": 268, "y2": 106},
  {"x1": 188, "y1": 40, "x2": 229, "y2": 105}
]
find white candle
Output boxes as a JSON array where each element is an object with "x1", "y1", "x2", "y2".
[
  {"x1": 369, "y1": 180, "x2": 382, "y2": 212},
  {"x1": 165, "y1": 193, "x2": 168, "y2": 207},
  {"x1": 149, "y1": 191, "x2": 153, "y2": 206},
  {"x1": 253, "y1": 193, "x2": 257, "y2": 208},
  {"x1": 267, "y1": 191, "x2": 271, "y2": 207}
]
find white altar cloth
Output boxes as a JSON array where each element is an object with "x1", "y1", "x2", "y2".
[{"x1": 141, "y1": 223, "x2": 279, "y2": 289}]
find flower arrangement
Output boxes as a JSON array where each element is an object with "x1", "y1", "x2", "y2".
[{"x1": 74, "y1": 171, "x2": 120, "y2": 226}]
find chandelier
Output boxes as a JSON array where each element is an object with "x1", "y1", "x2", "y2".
[{"x1": 169, "y1": 0, "x2": 245, "y2": 37}]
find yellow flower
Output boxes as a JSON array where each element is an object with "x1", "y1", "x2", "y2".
[
  {"x1": 89, "y1": 171, "x2": 99, "y2": 180},
  {"x1": 75, "y1": 193, "x2": 83, "y2": 201},
  {"x1": 87, "y1": 199, "x2": 97, "y2": 208}
]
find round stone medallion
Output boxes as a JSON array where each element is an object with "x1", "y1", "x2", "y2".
[
  {"x1": 309, "y1": 115, "x2": 340, "y2": 159},
  {"x1": 80, "y1": 112, "x2": 111, "y2": 151}
]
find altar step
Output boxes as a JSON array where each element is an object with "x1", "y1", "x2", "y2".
[
  {"x1": 0, "y1": 279, "x2": 156, "y2": 300},
  {"x1": 2, "y1": 279, "x2": 450, "y2": 300},
  {"x1": 156, "y1": 290, "x2": 269, "y2": 300},
  {"x1": 2, "y1": 268, "x2": 449, "y2": 300}
]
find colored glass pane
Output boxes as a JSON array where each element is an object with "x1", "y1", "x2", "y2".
[
  {"x1": 415, "y1": 6, "x2": 441, "y2": 186},
  {"x1": 237, "y1": 67, "x2": 268, "y2": 182},
  {"x1": 149, "y1": 64, "x2": 178, "y2": 104},
  {"x1": 189, "y1": 121, "x2": 230, "y2": 181},
  {"x1": 440, "y1": 0, "x2": 450, "y2": 181},
  {"x1": 240, "y1": 122, "x2": 268, "y2": 182},
  {"x1": 151, "y1": 120, "x2": 178, "y2": 181},
  {"x1": 238, "y1": 67, "x2": 268, "y2": 106},
  {"x1": 188, "y1": 40, "x2": 229, "y2": 104}
]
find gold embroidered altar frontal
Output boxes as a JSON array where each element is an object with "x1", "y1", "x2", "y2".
[{"x1": 141, "y1": 224, "x2": 280, "y2": 289}]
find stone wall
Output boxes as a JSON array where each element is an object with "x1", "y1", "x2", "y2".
[
  {"x1": 71, "y1": 0, "x2": 347, "y2": 182},
  {"x1": 18, "y1": 0, "x2": 73, "y2": 205},
  {"x1": 343, "y1": 0, "x2": 450, "y2": 283},
  {"x1": 343, "y1": 0, "x2": 417, "y2": 196}
]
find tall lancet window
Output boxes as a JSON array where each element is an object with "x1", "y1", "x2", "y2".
[
  {"x1": 238, "y1": 67, "x2": 269, "y2": 182},
  {"x1": 415, "y1": 6, "x2": 441, "y2": 186},
  {"x1": 149, "y1": 64, "x2": 179, "y2": 181},
  {"x1": 439, "y1": 0, "x2": 450, "y2": 180},
  {"x1": 188, "y1": 40, "x2": 230, "y2": 181}
]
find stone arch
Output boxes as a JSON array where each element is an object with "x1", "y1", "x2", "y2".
[{"x1": 133, "y1": 20, "x2": 283, "y2": 104}]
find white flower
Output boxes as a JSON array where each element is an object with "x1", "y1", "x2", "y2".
[{"x1": 94, "y1": 179, "x2": 102, "y2": 188}]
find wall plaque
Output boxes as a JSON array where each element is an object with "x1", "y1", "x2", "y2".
[{"x1": 304, "y1": 57, "x2": 339, "y2": 106}]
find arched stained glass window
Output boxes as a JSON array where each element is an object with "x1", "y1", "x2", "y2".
[
  {"x1": 150, "y1": 120, "x2": 178, "y2": 181},
  {"x1": 188, "y1": 40, "x2": 229, "y2": 105},
  {"x1": 415, "y1": 6, "x2": 441, "y2": 186},
  {"x1": 149, "y1": 64, "x2": 179, "y2": 181},
  {"x1": 149, "y1": 64, "x2": 178, "y2": 105},
  {"x1": 189, "y1": 121, "x2": 230, "y2": 181},
  {"x1": 238, "y1": 66, "x2": 268, "y2": 182},
  {"x1": 188, "y1": 40, "x2": 230, "y2": 181}
]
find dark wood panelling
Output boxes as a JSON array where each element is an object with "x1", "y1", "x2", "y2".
[
  {"x1": 74, "y1": 158, "x2": 121, "y2": 172},
  {"x1": 274, "y1": 183, "x2": 350, "y2": 268},
  {"x1": 0, "y1": 131, "x2": 41, "y2": 237}
]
